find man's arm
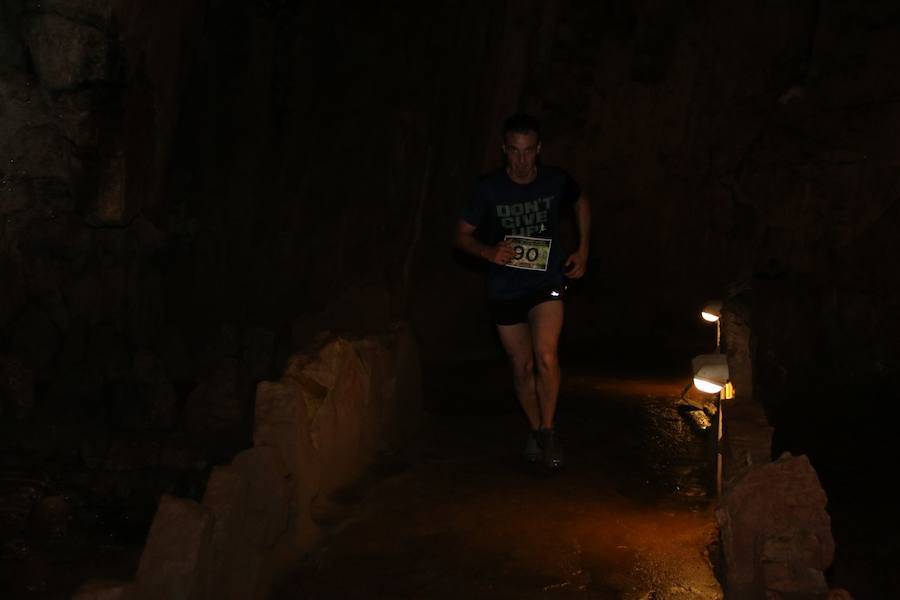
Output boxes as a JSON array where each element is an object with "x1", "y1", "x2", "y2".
[
  {"x1": 454, "y1": 219, "x2": 515, "y2": 265},
  {"x1": 564, "y1": 193, "x2": 591, "y2": 278}
]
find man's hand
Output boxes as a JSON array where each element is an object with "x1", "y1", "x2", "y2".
[
  {"x1": 564, "y1": 250, "x2": 588, "y2": 279},
  {"x1": 455, "y1": 219, "x2": 516, "y2": 265},
  {"x1": 565, "y1": 193, "x2": 591, "y2": 279},
  {"x1": 484, "y1": 240, "x2": 515, "y2": 265}
]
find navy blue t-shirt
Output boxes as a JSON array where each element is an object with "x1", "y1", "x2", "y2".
[{"x1": 461, "y1": 166, "x2": 581, "y2": 300}]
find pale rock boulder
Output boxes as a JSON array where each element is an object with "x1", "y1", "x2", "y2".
[
  {"x1": 761, "y1": 528, "x2": 829, "y2": 598},
  {"x1": 202, "y1": 465, "x2": 260, "y2": 600},
  {"x1": 717, "y1": 453, "x2": 834, "y2": 599},
  {"x1": 136, "y1": 495, "x2": 214, "y2": 600},
  {"x1": 257, "y1": 336, "x2": 370, "y2": 499},
  {"x1": 305, "y1": 338, "x2": 371, "y2": 494},
  {"x1": 253, "y1": 326, "x2": 423, "y2": 554},
  {"x1": 253, "y1": 372, "x2": 321, "y2": 545},
  {"x1": 231, "y1": 446, "x2": 292, "y2": 550}
]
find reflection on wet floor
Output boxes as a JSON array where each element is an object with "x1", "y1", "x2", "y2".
[{"x1": 275, "y1": 356, "x2": 723, "y2": 599}]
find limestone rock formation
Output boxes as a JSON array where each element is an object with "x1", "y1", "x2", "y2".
[
  {"x1": 136, "y1": 495, "x2": 214, "y2": 600},
  {"x1": 717, "y1": 453, "x2": 834, "y2": 599}
]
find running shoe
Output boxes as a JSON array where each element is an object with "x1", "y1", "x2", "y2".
[
  {"x1": 540, "y1": 428, "x2": 565, "y2": 470},
  {"x1": 523, "y1": 430, "x2": 541, "y2": 463}
]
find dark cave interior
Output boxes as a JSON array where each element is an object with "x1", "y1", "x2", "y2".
[{"x1": 1, "y1": 1, "x2": 899, "y2": 598}]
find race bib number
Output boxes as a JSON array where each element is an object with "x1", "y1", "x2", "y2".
[{"x1": 504, "y1": 235, "x2": 552, "y2": 271}]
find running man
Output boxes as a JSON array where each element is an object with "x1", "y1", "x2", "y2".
[{"x1": 454, "y1": 114, "x2": 591, "y2": 469}]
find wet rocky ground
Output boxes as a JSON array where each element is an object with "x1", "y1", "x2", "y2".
[{"x1": 275, "y1": 347, "x2": 723, "y2": 599}]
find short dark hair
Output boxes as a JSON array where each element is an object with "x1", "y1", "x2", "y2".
[{"x1": 502, "y1": 113, "x2": 541, "y2": 141}]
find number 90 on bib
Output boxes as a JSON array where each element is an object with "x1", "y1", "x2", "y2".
[{"x1": 504, "y1": 235, "x2": 552, "y2": 271}]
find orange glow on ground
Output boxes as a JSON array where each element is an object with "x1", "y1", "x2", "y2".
[{"x1": 275, "y1": 363, "x2": 722, "y2": 599}]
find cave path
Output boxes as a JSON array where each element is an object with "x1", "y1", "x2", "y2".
[{"x1": 274, "y1": 354, "x2": 722, "y2": 599}]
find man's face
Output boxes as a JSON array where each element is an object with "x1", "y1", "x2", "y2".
[{"x1": 502, "y1": 131, "x2": 541, "y2": 180}]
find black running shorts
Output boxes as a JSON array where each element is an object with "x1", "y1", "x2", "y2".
[{"x1": 489, "y1": 284, "x2": 565, "y2": 326}]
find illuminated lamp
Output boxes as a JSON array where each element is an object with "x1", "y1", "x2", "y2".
[
  {"x1": 701, "y1": 300, "x2": 722, "y2": 322},
  {"x1": 691, "y1": 353, "x2": 733, "y2": 398},
  {"x1": 691, "y1": 352, "x2": 733, "y2": 496},
  {"x1": 701, "y1": 300, "x2": 723, "y2": 350}
]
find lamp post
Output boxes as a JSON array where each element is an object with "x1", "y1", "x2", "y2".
[
  {"x1": 691, "y1": 353, "x2": 732, "y2": 496},
  {"x1": 701, "y1": 300, "x2": 723, "y2": 351}
]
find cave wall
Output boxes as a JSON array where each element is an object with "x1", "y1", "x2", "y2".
[
  {"x1": 162, "y1": 1, "x2": 603, "y2": 365},
  {"x1": 510, "y1": 1, "x2": 898, "y2": 347},
  {"x1": 1, "y1": 0, "x2": 537, "y2": 418},
  {"x1": 4, "y1": 0, "x2": 900, "y2": 452},
  {"x1": 163, "y1": 0, "x2": 538, "y2": 361},
  {"x1": 5, "y1": 0, "x2": 899, "y2": 448},
  {"x1": 1, "y1": 0, "x2": 205, "y2": 421}
]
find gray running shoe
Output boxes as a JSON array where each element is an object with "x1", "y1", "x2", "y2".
[
  {"x1": 523, "y1": 430, "x2": 541, "y2": 463},
  {"x1": 540, "y1": 428, "x2": 565, "y2": 470}
]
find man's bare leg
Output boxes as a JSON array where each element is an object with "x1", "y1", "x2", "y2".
[
  {"x1": 528, "y1": 300, "x2": 564, "y2": 429},
  {"x1": 496, "y1": 322, "x2": 541, "y2": 431}
]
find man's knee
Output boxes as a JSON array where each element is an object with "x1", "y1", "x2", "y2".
[
  {"x1": 534, "y1": 349, "x2": 558, "y2": 373},
  {"x1": 510, "y1": 356, "x2": 535, "y2": 381}
]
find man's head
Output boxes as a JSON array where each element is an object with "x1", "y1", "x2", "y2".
[{"x1": 502, "y1": 113, "x2": 541, "y2": 182}]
